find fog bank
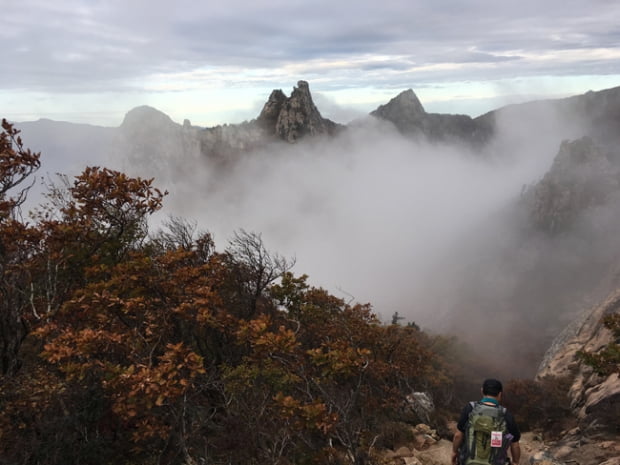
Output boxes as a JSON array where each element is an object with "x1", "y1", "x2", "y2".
[{"x1": 18, "y1": 98, "x2": 620, "y2": 378}]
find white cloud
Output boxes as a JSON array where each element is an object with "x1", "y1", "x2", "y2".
[{"x1": 2, "y1": 0, "x2": 620, "y2": 124}]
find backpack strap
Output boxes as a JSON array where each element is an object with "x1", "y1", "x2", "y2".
[{"x1": 465, "y1": 402, "x2": 479, "y2": 461}]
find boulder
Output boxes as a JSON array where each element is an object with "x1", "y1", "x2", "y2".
[
  {"x1": 405, "y1": 392, "x2": 435, "y2": 424},
  {"x1": 394, "y1": 446, "x2": 413, "y2": 457},
  {"x1": 529, "y1": 451, "x2": 564, "y2": 465},
  {"x1": 412, "y1": 439, "x2": 453, "y2": 465},
  {"x1": 403, "y1": 457, "x2": 423, "y2": 465}
]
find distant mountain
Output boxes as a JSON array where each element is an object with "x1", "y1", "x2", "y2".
[
  {"x1": 191, "y1": 82, "x2": 620, "y2": 164},
  {"x1": 15, "y1": 81, "x2": 620, "y2": 165},
  {"x1": 476, "y1": 86, "x2": 620, "y2": 146},
  {"x1": 369, "y1": 88, "x2": 486, "y2": 145},
  {"x1": 369, "y1": 85, "x2": 620, "y2": 149}
]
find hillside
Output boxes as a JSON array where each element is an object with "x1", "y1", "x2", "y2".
[{"x1": 4, "y1": 82, "x2": 620, "y2": 464}]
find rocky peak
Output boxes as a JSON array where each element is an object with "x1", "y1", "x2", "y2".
[
  {"x1": 255, "y1": 81, "x2": 340, "y2": 143},
  {"x1": 370, "y1": 89, "x2": 426, "y2": 132},
  {"x1": 275, "y1": 80, "x2": 338, "y2": 142},
  {"x1": 198, "y1": 81, "x2": 342, "y2": 162},
  {"x1": 257, "y1": 89, "x2": 288, "y2": 130}
]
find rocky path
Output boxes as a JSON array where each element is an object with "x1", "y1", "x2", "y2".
[{"x1": 378, "y1": 426, "x2": 620, "y2": 465}]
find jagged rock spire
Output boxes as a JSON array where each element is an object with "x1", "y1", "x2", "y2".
[
  {"x1": 257, "y1": 80, "x2": 339, "y2": 142},
  {"x1": 257, "y1": 89, "x2": 288, "y2": 131},
  {"x1": 370, "y1": 89, "x2": 426, "y2": 132}
]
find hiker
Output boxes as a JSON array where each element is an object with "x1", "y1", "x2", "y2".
[{"x1": 451, "y1": 378, "x2": 521, "y2": 465}]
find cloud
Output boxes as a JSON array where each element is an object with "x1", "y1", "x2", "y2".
[
  {"x1": 102, "y1": 86, "x2": 618, "y2": 377},
  {"x1": 4, "y1": 0, "x2": 620, "y2": 99},
  {"x1": 137, "y1": 118, "x2": 551, "y2": 326}
]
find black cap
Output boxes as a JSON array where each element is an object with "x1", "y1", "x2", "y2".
[{"x1": 482, "y1": 378, "x2": 503, "y2": 396}]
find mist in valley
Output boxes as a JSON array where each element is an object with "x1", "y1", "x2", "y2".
[{"x1": 16, "y1": 93, "x2": 620, "y2": 378}]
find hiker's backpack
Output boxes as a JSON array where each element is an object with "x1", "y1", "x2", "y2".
[{"x1": 459, "y1": 401, "x2": 513, "y2": 465}]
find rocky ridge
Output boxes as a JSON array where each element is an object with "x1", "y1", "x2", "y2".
[
  {"x1": 369, "y1": 89, "x2": 485, "y2": 145},
  {"x1": 115, "y1": 82, "x2": 620, "y2": 164},
  {"x1": 371, "y1": 85, "x2": 620, "y2": 149}
]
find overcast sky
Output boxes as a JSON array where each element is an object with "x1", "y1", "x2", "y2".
[{"x1": 3, "y1": 0, "x2": 620, "y2": 126}]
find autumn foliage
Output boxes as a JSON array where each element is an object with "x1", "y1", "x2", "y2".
[
  {"x1": 503, "y1": 377, "x2": 573, "y2": 438},
  {"x1": 0, "y1": 121, "x2": 462, "y2": 465}
]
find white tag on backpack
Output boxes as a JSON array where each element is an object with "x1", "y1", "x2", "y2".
[{"x1": 490, "y1": 431, "x2": 503, "y2": 447}]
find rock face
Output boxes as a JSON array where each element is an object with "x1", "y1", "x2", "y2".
[
  {"x1": 258, "y1": 81, "x2": 340, "y2": 142},
  {"x1": 532, "y1": 276, "x2": 619, "y2": 465},
  {"x1": 199, "y1": 80, "x2": 341, "y2": 160},
  {"x1": 256, "y1": 89, "x2": 288, "y2": 131},
  {"x1": 275, "y1": 81, "x2": 338, "y2": 142},
  {"x1": 522, "y1": 136, "x2": 620, "y2": 234},
  {"x1": 537, "y1": 288, "x2": 620, "y2": 434}
]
